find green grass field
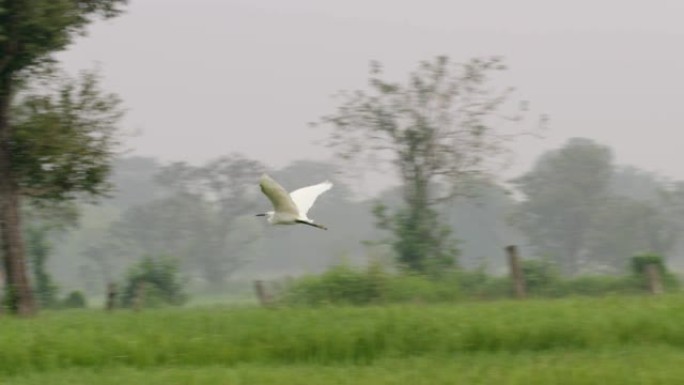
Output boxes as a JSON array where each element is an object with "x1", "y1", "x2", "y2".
[{"x1": 2, "y1": 294, "x2": 684, "y2": 384}]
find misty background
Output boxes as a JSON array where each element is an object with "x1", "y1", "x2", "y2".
[{"x1": 42, "y1": 0, "x2": 684, "y2": 296}]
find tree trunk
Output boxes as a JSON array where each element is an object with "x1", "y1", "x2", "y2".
[{"x1": 0, "y1": 74, "x2": 36, "y2": 316}]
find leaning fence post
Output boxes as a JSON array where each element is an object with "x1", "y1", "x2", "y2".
[
  {"x1": 645, "y1": 263, "x2": 664, "y2": 295},
  {"x1": 253, "y1": 280, "x2": 272, "y2": 307},
  {"x1": 105, "y1": 282, "x2": 117, "y2": 311},
  {"x1": 0, "y1": 269, "x2": 4, "y2": 316},
  {"x1": 505, "y1": 245, "x2": 527, "y2": 299}
]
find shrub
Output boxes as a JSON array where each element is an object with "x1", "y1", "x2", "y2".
[
  {"x1": 630, "y1": 253, "x2": 679, "y2": 292},
  {"x1": 280, "y1": 254, "x2": 681, "y2": 307},
  {"x1": 61, "y1": 290, "x2": 87, "y2": 309},
  {"x1": 521, "y1": 259, "x2": 560, "y2": 293},
  {"x1": 283, "y1": 263, "x2": 462, "y2": 305},
  {"x1": 559, "y1": 275, "x2": 642, "y2": 297},
  {"x1": 282, "y1": 263, "x2": 387, "y2": 306},
  {"x1": 120, "y1": 255, "x2": 188, "y2": 308},
  {"x1": 454, "y1": 269, "x2": 511, "y2": 299}
]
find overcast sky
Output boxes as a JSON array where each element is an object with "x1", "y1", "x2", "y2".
[{"x1": 58, "y1": 0, "x2": 684, "y2": 191}]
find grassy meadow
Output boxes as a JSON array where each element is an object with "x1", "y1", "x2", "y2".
[{"x1": 2, "y1": 294, "x2": 684, "y2": 384}]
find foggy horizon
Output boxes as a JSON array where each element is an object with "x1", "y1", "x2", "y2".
[{"x1": 56, "y1": 0, "x2": 684, "y2": 192}]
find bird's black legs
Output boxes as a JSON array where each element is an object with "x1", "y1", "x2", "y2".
[{"x1": 295, "y1": 219, "x2": 328, "y2": 230}]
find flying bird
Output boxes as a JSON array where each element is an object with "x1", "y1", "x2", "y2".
[{"x1": 256, "y1": 174, "x2": 332, "y2": 230}]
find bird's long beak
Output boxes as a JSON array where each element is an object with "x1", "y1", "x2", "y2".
[{"x1": 255, "y1": 213, "x2": 266, "y2": 217}]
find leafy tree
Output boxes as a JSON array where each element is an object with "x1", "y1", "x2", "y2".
[
  {"x1": 316, "y1": 56, "x2": 528, "y2": 273},
  {"x1": 610, "y1": 166, "x2": 666, "y2": 203},
  {"x1": 440, "y1": 180, "x2": 524, "y2": 272},
  {"x1": 512, "y1": 138, "x2": 613, "y2": 274},
  {"x1": 585, "y1": 196, "x2": 676, "y2": 272},
  {"x1": 107, "y1": 193, "x2": 214, "y2": 280},
  {"x1": 0, "y1": 0, "x2": 127, "y2": 315},
  {"x1": 24, "y1": 226, "x2": 58, "y2": 307},
  {"x1": 107, "y1": 156, "x2": 164, "y2": 208},
  {"x1": 654, "y1": 181, "x2": 684, "y2": 254},
  {"x1": 154, "y1": 154, "x2": 265, "y2": 286},
  {"x1": 513, "y1": 138, "x2": 680, "y2": 274},
  {"x1": 22, "y1": 201, "x2": 79, "y2": 308},
  {"x1": 91, "y1": 154, "x2": 264, "y2": 289}
]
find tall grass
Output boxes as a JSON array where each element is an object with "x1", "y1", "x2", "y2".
[
  {"x1": 6, "y1": 346, "x2": 684, "y2": 385},
  {"x1": 2, "y1": 295, "x2": 684, "y2": 375}
]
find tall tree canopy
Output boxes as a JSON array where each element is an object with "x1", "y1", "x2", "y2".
[
  {"x1": 0, "y1": 0, "x2": 127, "y2": 315},
  {"x1": 513, "y1": 138, "x2": 679, "y2": 274},
  {"x1": 512, "y1": 138, "x2": 613, "y2": 274},
  {"x1": 317, "y1": 56, "x2": 528, "y2": 273}
]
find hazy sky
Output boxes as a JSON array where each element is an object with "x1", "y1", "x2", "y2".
[{"x1": 58, "y1": 0, "x2": 684, "y2": 188}]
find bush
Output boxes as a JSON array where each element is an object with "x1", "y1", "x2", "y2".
[
  {"x1": 521, "y1": 259, "x2": 560, "y2": 293},
  {"x1": 631, "y1": 253, "x2": 665, "y2": 275},
  {"x1": 630, "y1": 253, "x2": 679, "y2": 292},
  {"x1": 120, "y1": 255, "x2": 188, "y2": 308},
  {"x1": 280, "y1": 255, "x2": 681, "y2": 307},
  {"x1": 61, "y1": 290, "x2": 87, "y2": 309},
  {"x1": 282, "y1": 263, "x2": 465, "y2": 306},
  {"x1": 518, "y1": 257, "x2": 678, "y2": 298},
  {"x1": 384, "y1": 272, "x2": 461, "y2": 303},
  {"x1": 282, "y1": 263, "x2": 386, "y2": 306},
  {"x1": 454, "y1": 269, "x2": 511, "y2": 299}
]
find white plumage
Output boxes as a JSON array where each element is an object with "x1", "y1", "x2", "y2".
[{"x1": 256, "y1": 174, "x2": 332, "y2": 230}]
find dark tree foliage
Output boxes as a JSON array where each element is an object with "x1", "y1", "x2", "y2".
[
  {"x1": 11, "y1": 69, "x2": 123, "y2": 202},
  {"x1": 0, "y1": 0, "x2": 126, "y2": 315}
]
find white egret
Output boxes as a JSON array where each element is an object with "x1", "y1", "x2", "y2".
[{"x1": 256, "y1": 174, "x2": 333, "y2": 230}]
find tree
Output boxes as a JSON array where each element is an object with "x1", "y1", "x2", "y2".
[
  {"x1": 154, "y1": 154, "x2": 265, "y2": 286},
  {"x1": 0, "y1": 0, "x2": 127, "y2": 315},
  {"x1": 316, "y1": 56, "x2": 528, "y2": 273},
  {"x1": 106, "y1": 194, "x2": 213, "y2": 280},
  {"x1": 23, "y1": 201, "x2": 79, "y2": 308},
  {"x1": 512, "y1": 138, "x2": 614, "y2": 274},
  {"x1": 92, "y1": 154, "x2": 265, "y2": 289},
  {"x1": 585, "y1": 196, "x2": 676, "y2": 271},
  {"x1": 514, "y1": 139, "x2": 684, "y2": 274},
  {"x1": 107, "y1": 156, "x2": 164, "y2": 209}
]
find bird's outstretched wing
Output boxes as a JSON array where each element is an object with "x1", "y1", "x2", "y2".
[
  {"x1": 259, "y1": 174, "x2": 299, "y2": 216},
  {"x1": 289, "y1": 180, "x2": 333, "y2": 217}
]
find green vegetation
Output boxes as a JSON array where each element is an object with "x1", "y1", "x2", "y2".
[
  {"x1": 317, "y1": 56, "x2": 526, "y2": 274},
  {"x1": 3, "y1": 347, "x2": 684, "y2": 385},
  {"x1": 1, "y1": 295, "x2": 684, "y2": 383},
  {"x1": 279, "y1": 259, "x2": 676, "y2": 306},
  {"x1": 119, "y1": 256, "x2": 188, "y2": 308},
  {"x1": 0, "y1": 0, "x2": 127, "y2": 314}
]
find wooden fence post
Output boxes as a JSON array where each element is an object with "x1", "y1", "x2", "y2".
[
  {"x1": 505, "y1": 245, "x2": 527, "y2": 299},
  {"x1": 0, "y1": 269, "x2": 4, "y2": 316},
  {"x1": 253, "y1": 280, "x2": 272, "y2": 307},
  {"x1": 105, "y1": 282, "x2": 117, "y2": 311},
  {"x1": 645, "y1": 264, "x2": 664, "y2": 295}
]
